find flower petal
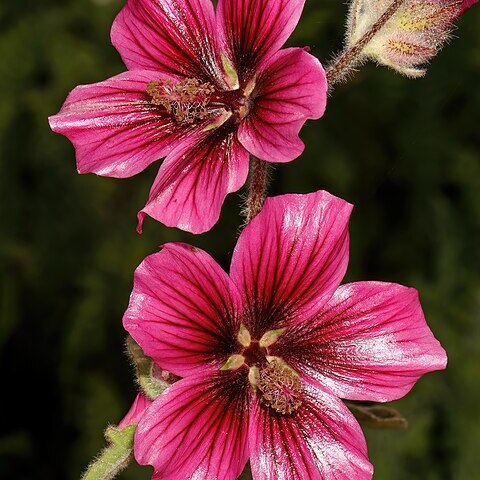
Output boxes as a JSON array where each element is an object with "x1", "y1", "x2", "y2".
[
  {"x1": 217, "y1": 0, "x2": 306, "y2": 81},
  {"x1": 230, "y1": 190, "x2": 352, "y2": 337},
  {"x1": 249, "y1": 379, "x2": 373, "y2": 480},
  {"x1": 48, "y1": 70, "x2": 191, "y2": 178},
  {"x1": 118, "y1": 394, "x2": 153, "y2": 429},
  {"x1": 123, "y1": 243, "x2": 243, "y2": 377},
  {"x1": 238, "y1": 48, "x2": 327, "y2": 163},
  {"x1": 111, "y1": 0, "x2": 225, "y2": 86},
  {"x1": 460, "y1": 0, "x2": 478, "y2": 14},
  {"x1": 273, "y1": 282, "x2": 448, "y2": 402},
  {"x1": 135, "y1": 371, "x2": 250, "y2": 480},
  {"x1": 138, "y1": 127, "x2": 250, "y2": 234}
]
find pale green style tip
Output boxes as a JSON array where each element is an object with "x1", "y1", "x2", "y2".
[
  {"x1": 248, "y1": 366, "x2": 260, "y2": 391},
  {"x1": 259, "y1": 327, "x2": 287, "y2": 348},
  {"x1": 221, "y1": 53, "x2": 240, "y2": 90},
  {"x1": 237, "y1": 323, "x2": 251, "y2": 347},
  {"x1": 203, "y1": 111, "x2": 233, "y2": 132},
  {"x1": 220, "y1": 353, "x2": 245, "y2": 371},
  {"x1": 266, "y1": 355, "x2": 300, "y2": 377}
]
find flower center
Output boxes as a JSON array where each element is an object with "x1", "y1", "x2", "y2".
[
  {"x1": 146, "y1": 78, "x2": 215, "y2": 124},
  {"x1": 146, "y1": 76, "x2": 256, "y2": 126},
  {"x1": 257, "y1": 359, "x2": 303, "y2": 415},
  {"x1": 220, "y1": 324, "x2": 303, "y2": 415},
  {"x1": 242, "y1": 341, "x2": 267, "y2": 366}
]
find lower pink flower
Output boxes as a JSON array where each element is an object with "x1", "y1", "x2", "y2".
[{"x1": 123, "y1": 190, "x2": 447, "y2": 480}]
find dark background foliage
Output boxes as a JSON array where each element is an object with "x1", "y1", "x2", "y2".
[{"x1": 1, "y1": 0, "x2": 479, "y2": 478}]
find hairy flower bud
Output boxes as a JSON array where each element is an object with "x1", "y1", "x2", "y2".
[{"x1": 347, "y1": 0, "x2": 478, "y2": 77}]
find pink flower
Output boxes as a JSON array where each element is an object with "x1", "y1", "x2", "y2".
[
  {"x1": 123, "y1": 190, "x2": 447, "y2": 479},
  {"x1": 117, "y1": 393, "x2": 153, "y2": 429},
  {"x1": 48, "y1": 0, "x2": 327, "y2": 234}
]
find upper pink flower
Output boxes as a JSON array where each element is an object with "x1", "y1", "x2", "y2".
[
  {"x1": 123, "y1": 190, "x2": 447, "y2": 480},
  {"x1": 48, "y1": 0, "x2": 327, "y2": 234}
]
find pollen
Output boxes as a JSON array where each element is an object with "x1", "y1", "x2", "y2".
[
  {"x1": 257, "y1": 359, "x2": 302, "y2": 415},
  {"x1": 146, "y1": 78, "x2": 215, "y2": 124}
]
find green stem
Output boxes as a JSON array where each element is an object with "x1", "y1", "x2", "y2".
[{"x1": 81, "y1": 425, "x2": 136, "y2": 480}]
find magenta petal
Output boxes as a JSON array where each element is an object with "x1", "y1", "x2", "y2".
[
  {"x1": 118, "y1": 393, "x2": 153, "y2": 429},
  {"x1": 123, "y1": 243, "x2": 242, "y2": 377},
  {"x1": 460, "y1": 0, "x2": 478, "y2": 15},
  {"x1": 230, "y1": 190, "x2": 352, "y2": 337},
  {"x1": 217, "y1": 0, "x2": 306, "y2": 80},
  {"x1": 138, "y1": 128, "x2": 249, "y2": 234},
  {"x1": 48, "y1": 70, "x2": 189, "y2": 178},
  {"x1": 238, "y1": 48, "x2": 327, "y2": 163},
  {"x1": 274, "y1": 282, "x2": 448, "y2": 402},
  {"x1": 135, "y1": 371, "x2": 250, "y2": 480},
  {"x1": 249, "y1": 379, "x2": 373, "y2": 480},
  {"x1": 111, "y1": 0, "x2": 225, "y2": 86}
]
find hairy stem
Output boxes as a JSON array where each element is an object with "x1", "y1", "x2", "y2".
[
  {"x1": 244, "y1": 157, "x2": 271, "y2": 223},
  {"x1": 326, "y1": 0, "x2": 407, "y2": 86},
  {"x1": 81, "y1": 425, "x2": 136, "y2": 480}
]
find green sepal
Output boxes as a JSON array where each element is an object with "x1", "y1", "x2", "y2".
[
  {"x1": 346, "y1": 402, "x2": 408, "y2": 429},
  {"x1": 126, "y1": 335, "x2": 171, "y2": 400},
  {"x1": 81, "y1": 425, "x2": 136, "y2": 480}
]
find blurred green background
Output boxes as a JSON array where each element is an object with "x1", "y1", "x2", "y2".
[{"x1": 1, "y1": 0, "x2": 479, "y2": 478}]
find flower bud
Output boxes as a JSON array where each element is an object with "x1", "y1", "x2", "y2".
[{"x1": 347, "y1": 0, "x2": 478, "y2": 77}]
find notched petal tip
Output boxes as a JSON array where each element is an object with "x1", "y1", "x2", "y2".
[
  {"x1": 137, "y1": 131, "x2": 249, "y2": 234},
  {"x1": 278, "y1": 280, "x2": 447, "y2": 403},
  {"x1": 238, "y1": 48, "x2": 328, "y2": 163}
]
